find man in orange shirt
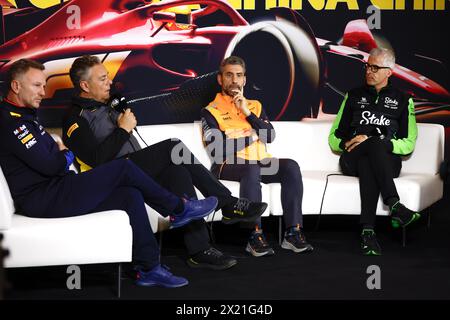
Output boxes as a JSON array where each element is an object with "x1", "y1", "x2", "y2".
[{"x1": 201, "y1": 56, "x2": 313, "y2": 257}]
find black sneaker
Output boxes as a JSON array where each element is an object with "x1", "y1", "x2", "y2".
[
  {"x1": 221, "y1": 198, "x2": 267, "y2": 225},
  {"x1": 245, "y1": 230, "x2": 275, "y2": 257},
  {"x1": 390, "y1": 202, "x2": 421, "y2": 228},
  {"x1": 361, "y1": 229, "x2": 382, "y2": 256},
  {"x1": 281, "y1": 226, "x2": 313, "y2": 253},
  {"x1": 187, "y1": 247, "x2": 237, "y2": 271}
]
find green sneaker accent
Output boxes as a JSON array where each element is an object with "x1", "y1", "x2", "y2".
[
  {"x1": 392, "y1": 212, "x2": 421, "y2": 228},
  {"x1": 365, "y1": 250, "x2": 381, "y2": 256},
  {"x1": 391, "y1": 219, "x2": 400, "y2": 229},
  {"x1": 361, "y1": 229, "x2": 381, "y2": 255}
]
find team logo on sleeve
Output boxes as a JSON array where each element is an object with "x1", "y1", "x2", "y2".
[
  {"x1": 13, "y1": 125, "x2": 37, "y2": 149},
  {"x1": 21, "y1": 133, "x2": 37, "y2": 149},
  {"x1": 21, "y1": 134, "x2": 34, "y2": 144},
  {"x1": 24, "y1": 138, "x2": 37, "y2": 149},
  {"x1": 17, "y1": 130, "x2": 30, "y2": 139},
  {"x1": 13, "y1": 125, "x2": 28, "y2": 137},
  {"x1": 13, "y1": 125, "x2": 31, "y2": 140},
  {"x1": 67, "y1": 123, "x2": 79, "y2": 137},
  {"x1": 9, "y1": 112, "x2": 22, "y2": 118}
]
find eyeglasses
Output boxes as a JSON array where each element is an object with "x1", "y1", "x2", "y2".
[{"x1": 364, "y1": 63, "x2": 391, "y2": 73}]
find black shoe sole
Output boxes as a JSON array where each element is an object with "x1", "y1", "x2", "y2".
[
  {"x1": 221, "y1": 203, "x2": 268, "y2": 225},
  {"x1": 186, "y1": 258, "x2": 238, "y2": 270}
]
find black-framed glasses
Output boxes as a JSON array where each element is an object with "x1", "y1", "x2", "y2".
[{"x1": 364, "y1": 63, "x2": 391, "y2": 73}]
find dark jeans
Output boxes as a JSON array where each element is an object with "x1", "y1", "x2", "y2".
[
  {"x1": 217, "y1": 158, "x2": 304, "y2": 229},
  {"x1": 339, "y1": 137, "x2": 402, "y2": 226},
  {"x1": 129, "y1": 139, "x2": 236, "y2": 255},
  {"x1": 20, "y1": 159, "x2": 182, "y2": 270}
]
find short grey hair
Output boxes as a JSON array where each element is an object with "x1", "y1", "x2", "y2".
[
  {"x1": 369, "y1": 48, "x2": 395, "y2": 69},
  {"x1": 219, "y1": 56, "x2": 246, "y2": 74},
  {"x1": 70, "y1": 55, "x2": 102, "y2": 93}
]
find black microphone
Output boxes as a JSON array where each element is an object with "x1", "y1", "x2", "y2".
[
  {"x1": 109, "y1": 93, "x2": 149, "y2": 147},
  {"x1": 108, "y1": 93, "x2": 129, "y2": 113}
]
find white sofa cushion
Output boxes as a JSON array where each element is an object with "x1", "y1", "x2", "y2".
[
  {"x1": 401, "y1": 123, "x2": 444, "y2": 174},
  {"x1": 134, "y1": 120, "x2": 444, "y2": 222},
  {"x1": 320, "y1": 172, "x2": 442, "y2": 215},
  {"x1": 3, "y1": 211, "x2": 132, "y2": 268},
  {"x1": 269, "y1": 120, "x2": 341, "y2": 172}
]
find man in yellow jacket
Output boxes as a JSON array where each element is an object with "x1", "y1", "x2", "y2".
[{"x1": 201, "y1": 56, "x2": 313, "y2": 257}]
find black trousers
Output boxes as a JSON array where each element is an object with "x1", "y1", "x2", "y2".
[
  {"x1": 339, "y1": 137, "x2": 402, "y2": 226},
  {"x1": 217, "y1": 158, "x2": 304, "y2": 229},
  {"x1": 129, "y1": 139, "x2": 235, "y2": 255}
]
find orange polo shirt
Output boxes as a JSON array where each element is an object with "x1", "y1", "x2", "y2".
[{"x1": 205, "y1": 93, "x2": 271, "y2": 161}]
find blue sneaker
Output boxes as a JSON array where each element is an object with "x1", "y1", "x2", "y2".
[
  {"x1": 170, "y1": 196, "x2": 218, "y2": 228},
  {"x1": 135, "y1": 265, "x2": 188, "y2": 288}
]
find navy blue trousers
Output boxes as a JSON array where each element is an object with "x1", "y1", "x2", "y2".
[
  {"x1": 217, "y1": 158, "x2": 304, "y2": 229},
  {"x1": 19, "y1": 159, "x2": 181, "y2": 269}
]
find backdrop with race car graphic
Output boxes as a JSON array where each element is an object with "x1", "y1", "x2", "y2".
[{"x1": 0, "y1": 0, "x2": 449, "y2": 154}]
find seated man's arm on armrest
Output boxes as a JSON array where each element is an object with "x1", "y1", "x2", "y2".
[{"x1": 63, "y1": 115, "x2": 130, "y2": 167}]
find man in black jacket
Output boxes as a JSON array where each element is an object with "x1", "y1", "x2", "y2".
[
  {"x1": 0, "y1": 59, "x2": 221, "y2": 288},
  {"x1": 329, "y1": 48, "x2": 420, "y2": 255},
  {"x1": 63, "y1": 55, "x2": 267, "y2": 271}
]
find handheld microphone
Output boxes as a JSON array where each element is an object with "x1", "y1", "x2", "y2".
[
  {"x1": 109, "y1": 93, "x2": 128, "y2": 113},
  {"x1": 109, "y1": 93, "x2": 149, "y2": 147}
]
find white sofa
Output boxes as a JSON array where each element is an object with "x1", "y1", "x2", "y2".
[
  {"x1": 0, "y1": 119, "x2": 443, "y2": 270},
  {"x1": 136, "y1": 119, "x2": 444, "y2": 232},
  {"x1": 0, "y1": 172, "x2": 133, "y2": 269}
]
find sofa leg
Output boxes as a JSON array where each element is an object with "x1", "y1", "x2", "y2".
[
  {"x1": 278, "y1": 217, "x2": 282, "y2": 245},
  {"x1": 402, "y1": 227, "x2": 406, "y2": 248},
  {"x1": 207, "y1": 221, "x2": 216, "y2": 244},
  {"x1": 117, "y1": 263, "x2": 122, "y2": 299}
]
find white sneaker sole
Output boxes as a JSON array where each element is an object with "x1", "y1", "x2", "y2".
[
  {"x1": 281, "y1": 240, "x2": 313, "y2": 253},
  {"x1": 245, "y1": 243, "x2": 275, "y2": 257}
]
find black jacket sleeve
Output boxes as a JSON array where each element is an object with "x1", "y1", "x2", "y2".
[
  {"x1": 201, "y1": 108, "x2": 255, "y2": 161},
  {"x1": 63, "y1": 114, "x2": 131, "y2": 167},
  {"x1": 246, "y1": 107, "x2": 276, "y2": 143}
]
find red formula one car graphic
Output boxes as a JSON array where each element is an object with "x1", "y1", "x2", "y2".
[{"x1": 0, "y1": 0, "x2": 449, "y2": 133}]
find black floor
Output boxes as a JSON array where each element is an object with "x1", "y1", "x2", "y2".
[{"x1": 3, "y1": 186, "x2": 450, "y2": 302}]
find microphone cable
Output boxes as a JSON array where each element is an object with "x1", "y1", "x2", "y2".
[
  {"x1": 133, "y1": 127, "x2": 149, "y2": 148},
  {"x1": 314, "y1": 173, "x2": 344, "y2": 232}
]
